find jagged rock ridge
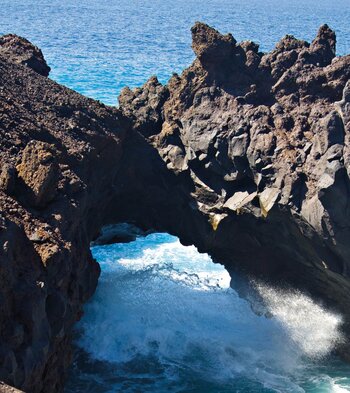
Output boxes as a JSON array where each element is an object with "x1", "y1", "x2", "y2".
[{"x1": 0, "y1": 23, "x2": 349, "y2": 392}]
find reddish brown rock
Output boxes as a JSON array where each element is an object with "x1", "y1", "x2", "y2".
[
  {"x1": 119, "y1": 21, "x2": 350, "y2": 368},
  {"x1": 191, "y1": 22, "x2": 238, "y2": 65},
  {"x1": 309, "y1": 24, "x2": 336, "y2": 66},
  {"x1": 0, "y1": 24, "x2": 349, "y2": 393},
  {"x1": 16, "y1": 141, "x2": 60, "y2": 208},
  {"x1": 0, "y1": 34, "x2": 50, "y2": 76}
]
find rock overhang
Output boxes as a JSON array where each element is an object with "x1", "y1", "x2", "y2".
[{"x1": 0, "y1": 22, "x2": 349, "y2": 391}]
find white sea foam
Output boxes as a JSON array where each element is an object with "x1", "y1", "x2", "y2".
[
  {"x1": 333, "y1": 383, "x2": 350, "y2": 393},
  {"x1": 73, "y1": 233, "x2": 350, "y2": 392},
  {"x1": 118, "y1": 240, "x2": 231, "y2": 290}
]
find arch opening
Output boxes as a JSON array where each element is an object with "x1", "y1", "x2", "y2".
[{"x1": 65, "y1": 224, "x2": 349, "y2": 393}]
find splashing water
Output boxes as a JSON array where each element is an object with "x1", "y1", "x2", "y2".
[
  {"x1": 255, "y1": 284, "x2": 344, "y2": 358},
  {"x1": 65, "y1": 232, "x2": 350, "y2": 393}
]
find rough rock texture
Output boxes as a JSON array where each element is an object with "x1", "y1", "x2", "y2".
[
  {"x1": 0, "y1": 47, "x2": 126, "y2": 391},
  {"x1": 0, "y1": 35, "x2": 50, "y2": 77},
  {"x1": 0, "y1": 23, "x2": 349, "y2": 391},
  {"x1": 119, "y1": 22, "x2": 350, "y2": 358},
  {"x1": 0, "y1": 382, "x2": 24, "y2": 393}
]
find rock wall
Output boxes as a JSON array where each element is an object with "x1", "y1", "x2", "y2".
[
  {"x1": 0, "y1": 24, "x2": 349, "y2": 391},
  {"x1": 0, "y1": 35, "x2": 128, "y2": 391},
  {"x1": 118, "y1": 22, "x2": 350, "y2": 358}
]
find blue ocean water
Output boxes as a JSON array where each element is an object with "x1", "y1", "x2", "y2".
[
  {"x1": 64, "y1": 232, "x2": 350, "y2": 393},
  {"x1": 2, "y1": 1, "x2": 350, "y2": 391},
  {"x1": 1, "y1": 0, "x2": 350, "y2": 104}
]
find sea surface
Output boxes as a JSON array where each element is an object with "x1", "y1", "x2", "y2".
[
  {"x1": 64, "y1": 232, "x2": 350, "y2": 393},
  {"x1": 2, "y1": 1, "x2": 350, "y2": 392},
  {"x1": 1, "y1": 0, "x2": 350, "y2": 104}
]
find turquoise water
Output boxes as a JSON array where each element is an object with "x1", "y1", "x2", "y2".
[
  {"x1": 2, "y1": 1, "x2": 350, "y2": 391},
  {"x1": 1, "y1": 0, "x2": 350, "y2": 104},
  {"x1": 64, "y1": 232, "x2": 350, "y2": 393}
]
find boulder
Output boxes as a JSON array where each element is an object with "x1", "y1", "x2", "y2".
[
  {"x1": 0, "y1": 34, "x2": 50, "y2": 76},
  {"x1": 191, "y1": 22, "x2": 238, "y2": 66},
  {"x1": 16, "y1": 141, "x2": 59, "y2": 208}
]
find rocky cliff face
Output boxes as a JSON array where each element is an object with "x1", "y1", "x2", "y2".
[
  {"x1": 119, "y1": 23, "x2": 350, "y2": 343},
  {"x1": 0, "y1": 24, "x2": 349, "y2": 392},
  {"x1": 0, "y1": 34, "x2": 128, "y2": 392}
]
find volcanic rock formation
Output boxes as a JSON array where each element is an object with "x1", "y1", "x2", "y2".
[{"x1": 0, "y1": 24, "x2": 349, "y2": 392}]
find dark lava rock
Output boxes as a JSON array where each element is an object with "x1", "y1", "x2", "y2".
[
  {"x1": 191, "y1": 22, "x2": 238, "y2": 66},
  {"x1": 0, "y1": 34, "x2": 50, "y2": 76},
  {"x1": 119, "y1": 76, "x2": 169, "y2": 137},
  {"x1": 308, "y1": 24, "x2": 336, "y2": 66},
  {"x1": 16, "y1": 141, "x2": 60, "y2": 208},
  {"x1": 0, "y1": 23, "x2": 349, "y2": 393}
]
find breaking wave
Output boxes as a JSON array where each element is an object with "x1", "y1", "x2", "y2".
[{"x1": 65, "y1": 231, "x2": 350, "y2": 393}]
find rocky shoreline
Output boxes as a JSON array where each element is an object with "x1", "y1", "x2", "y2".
[{"x1": 0, "y1": 23, "x2": 349, "y2": 392}]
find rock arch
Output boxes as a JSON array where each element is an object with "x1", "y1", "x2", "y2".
[{"x1": 0, "y1": 23, "x2": 349, "y2": 392}]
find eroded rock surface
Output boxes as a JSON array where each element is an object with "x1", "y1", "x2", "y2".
[
  {"x1": 0, "y1": 34, "x2": 50, "y2": 76},
  {"x1": 118, "y1": 22, "x2": 350, "y2": 358},
  {"x1": 0, "y1": 42, "x2": 126, "y2": 391},
  {"x1": 0, "y1": 23, "x2": 349, "y2": 392}
]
